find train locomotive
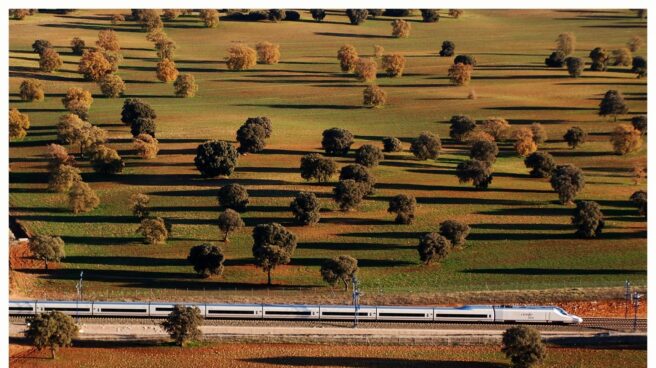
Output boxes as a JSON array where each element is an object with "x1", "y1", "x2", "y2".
[{"x1": 9, "y1": 300, "x2": 583, "y2": 324}]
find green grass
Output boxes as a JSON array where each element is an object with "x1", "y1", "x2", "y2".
[{"x1": 9, "y1": 9, "x2": 646, "y2": 301}]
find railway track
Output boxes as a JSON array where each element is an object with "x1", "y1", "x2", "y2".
[{"x1": 10, "y1": 316, "x2": 646, "y2": 332}]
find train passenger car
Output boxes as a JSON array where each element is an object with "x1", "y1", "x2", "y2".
[
  {"x1": 36, "y1": 301, "x2": 93, "y2": 316},
  {"x1": 433, "y1": 305, "x2": 495, "y2": 322},
  {"x1": 494, "y1": 306, "x2": 582, "y2": 324},
  {"x1": 319, "y1": 305, "x2": 377, "y2": 320},
  {"x1": 93, "y1": 302, "x2": 150, "y2": 317},
  {"x1": 376, "y1": 306, "x2": 433, "y2": 321},
  {"x1": 205, "y1": 304, "x2": 262, "y2": 319},
  {"x1": 149, "y1": 303, "x2": 206, "y2": 318},
  {"x1": 9, "y1": 300, "x2": 36, "y2": 315},
  {"x1": 262, "y1": 304, "x2": 319, "y2": 319}
]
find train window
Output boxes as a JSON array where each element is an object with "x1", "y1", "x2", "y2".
[
  {"x1": 435, "y1": 313, "x2": 489, "y2": 318},
  {"x1": 155, "y1": 307, "x2": 175, "y2": 312},
  {"x1": 322, "y1": 311, "x2": 370, "y2": 316},
  {"x1": 378, "y1": 312, "x2": 427, "y2": 317},
  {"x1": 9, "y1": 307, "x2": 33, "y2": 311},
  {"x1": 44, "y1": 307, "x2": 90, "y2": 312},
  {"x1": 208, "y1": 310, "x2": 255, "y2": 315},
  {"x1": 100, "y1": 308, "x2": 147, "y2": 313},
  {"x1": 265, "y1": 311, "x2": 312, "y2": 316}
]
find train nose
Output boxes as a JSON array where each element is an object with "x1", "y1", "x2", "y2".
[{"x1": 573, "y1": 316, "x2": 583, "y2": 324}]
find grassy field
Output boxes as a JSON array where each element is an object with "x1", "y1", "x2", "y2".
[
  {"x1": 9, "y1": 9, "x2": 647, "y2": 301},
  {"x1": 9, "y1": 342, "x2": 648, "y2": 368}
]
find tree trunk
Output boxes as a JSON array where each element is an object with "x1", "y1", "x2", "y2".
[
  {"x1": 51, "y1": 347, "x2": 55, "y2": 359},
  {"x1": 44, "y1": 260, "x2": 48, "y2": 270},
  {"x1": 223, "y1": 231, "x2": 229, "y2": 243},
  {"x1": 343, "y1": 279, "x2": 348, "y2": 291},
  {"x1": 267, "y1": 269, "x2": 272, "y2": 285},
  {"x1": 614, "y1": 115, "x2": 617, "y2": 122}
]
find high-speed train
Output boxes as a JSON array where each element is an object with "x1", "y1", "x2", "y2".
[{"x1": 9, "y1": 300, "x2": 582, "y2": 324}]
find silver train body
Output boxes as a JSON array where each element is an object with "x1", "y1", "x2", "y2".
[{"x1": 9, "y1": 301, "x2": 582, "y2": 324}]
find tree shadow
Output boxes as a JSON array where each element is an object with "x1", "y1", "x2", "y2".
[
  {"x1": 314, "y1": 31, "x2": 394, "y2": 39},
  {"x1": 291, "y1": 257, "x2": 414, "y2": 267},
  {"x1": 299, "y1": 241, "x2": 408, "y2": 251},
  {"x1": 60, "y1": 235, "x2": 139, "y2": 246},
  {"x1": 234, "y1": 103, "x2": 363, "y2": 110},
  {"x1": 462, "y1": 268, "x2": 645, "y2": 276},
  {"x1": 320, "y1": 217, "x2": 391, "y2": 226},
  {"x1": 242, "y1": 357, "x2": 505, "y2": 368},
  {"x1": 549, "y1": 150, "x2": 616, "y2": 158},
  {"x1": 64, "y1": 256, "x2": 187, "y2": 267},
  {"x1": 484, "y1": 106, "x2": 598, "y2": 112},
  {"x1": 472, "y1": 223, "x2": 572, "y2": 231},
  {"x1": 235, "y1": 166, "x2": 298, "y2": 174},
  {"x1": 377, "y1": 182, "x2": 553, "y2": 194},
  {"x1": 41, "y1": 22, "x2": 144, "y2": 33},
  {"x1": 337, "y1": 231, "x2": 422, "y2": 240}
]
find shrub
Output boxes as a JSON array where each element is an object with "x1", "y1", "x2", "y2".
[
  {"x1": 468, "y1": 89, "x2": 477, "y2": 100},
  {"x1": 346, "y1": 9, "x2": 368, "y2": 25},
  {"x1": 449, "y1": 9, "x2": 464, "y2": 18},
  {"x1": 373, "y1": 45, "x2": 384, "y2": 58},
  {"x1": 599, "y1": 90, "x2": 628, "y2": 121},
  {"x1": 96, "y1": 29, "x2": 120, "y2": 51},
  {"x1": 524, "y1": 151, "x2": 556, "y2": 178},
  {"x1": 160, "y1": 306, "x2": 202, "y2": 347},
  {"x1": 156, "y1": 58, "x2": 179, "y2": 82},
  {"x1": 565, "y1": 57, "x2": 583, "y2": 78},
  {"x1": 188, "y1": 243, "x2": 225, "y2": 278},
  {"x1": 439, "y1": 220, "x2": 471, "y2": 248},
  {"x1": 56, "y1": 113, "x2": 85, "y2": 145},
  {"x1": 268, "y1": 9, "x2": 286, "y2": 22},
  {"x1": 513, "y1": 127, "x2": 538, "y2": 157},
  {"x1": 502, "y1": 326, "x2": 546, "y2": 368},
  {"x1": 391, "y1": 19, "x2": 410, "y2": 38},
  {"x1": 48, "y1": 164, "x2": 81, "y2": 192},
  {"x1": 449, "y1": 115, "x2": 476, "y2": 143},
  {"x1": 155, "y1": 38, "x2": 176, "y2": 60},
  {"x1": 612, "y1": 47, "x2": 633, "y2": 66},
  {"x1": 530, "y1": 123, "x2": 548, "y2": 145},
  {"x1": 300, "y1": 153, "x2": 337, "y2": 182},
  {"x1": 78, "y1": 124, "x2": 108, "y2": 156},
  {"x1": 173, "y1": 74, "x2": 198, "y2": 97},
  {"x1": 321, "y1": 255, "x2": 358, "y2": 290},
  {"x1": 46, "y1": 144, "x2": 75, "y2": 169},
  {"x1": 38, "y1": 48, "x2": 63, "y2": 72},
  {"x1": 384, "y1": 10, "x2": 412, "y2": 17},
  {"x1": 355, "y1": 144, "x2": 384, "y2": 167},
  {"x1": 555, "y1": 32, "x2": 575, "y2": 55},
  {"x1": 337, "y1": 45, "x2": 359, "y2": 72},
  {"x1": 464, "y1": 129, "x2": 494, "y2": 143},
  {"x1": 121, "y1": 98, "x2": 156, "y2": 126},
  {"x1": 333, "y1": 179, "x2": 367, "y2": 211},
  {"x1": 10, "y1": 9, "x2": 31, "y2": 20},
  {"x1": 218, "y1": 209, "x2": 244, "y2": 242},
  {"x1": 448, "y1": 63, "x2": 472, "y2": 85},
  {"x1": 382, "y1": 137, "x2": 403, "y2": 152},
  {"x1": 111, "y1": 14, "x2": 125, "y2": 24},
  {"x1": 367, "y1": 9, "x2": 383, "y2": 18},
  {"x1": 322, "y1": 127, "x2": 354, "y2": 156},
  {"x1": 130, "y1": 193, "x2": 150, "y2": 219},
  {"x1": 133, "y1": 133, "x2": 159, "y2": 159},
  {"x1": 339, "y1": 164, "x2": 376, "y2": 195},
  {"x1": 9, "y1": 108, "x2": 30, "y2": 140},
  {"x1": 589, "y1": 47, "x2": 609, "y2": 71},
  {"x1": 627, "y1": 35, "x2": 644, "y2": 52},
  {"x1": 410, "y1": 131, "x2": 441, "y2": 160},
  {"x1": 244, "y1": 116, "x2": 273, "y2": 138},
  {"x1": 545, "y1": 50, "x2": 566, "y2": 67},
  {"x1": 98, "y1": 74, "x2": 125, "y2": 98},
  {"x1": 78, "y1": 49, "x2": 112, "y2": 81},
  {"x1": 354, "y1": 58, "x2": 377, "y2": 82},
  {"x1": 572, "y1": 201, "x2": 605, "y2": 238},
  {"x1": 199, "y1": 9, "x2": 219, "y2": 27},
  {"x1": 25, "y1": 311, "x2": 78, "y2": 359},
  {"x1": 470, "y1": 139, "x2": 499, "y2": 163},
  {"x1": 61, "y1": 87, "x2": 93, "y2": 120},
  {"x1": 102, "y1": 50, "x2": 123, "y2": 72},
  {"x1": 632, "y1": 56, "x2": 647, "y2": 78},
  {"x1": 138, "y1": 9, "x2": 163, "y2": 31},
  {"x1": 630, "y1": 190, "x2": 647, "y2": 217},
  {"x1": 194, "y1": 140, "x2": 239, "y2": 178},
  {"x1": 310, "y1": 9, "x2": 326, "y2": 21},
  {"x1": 32, "y1": 39, "x2": 52, "y2": 55},
  {"x1": 90, "y1": 145, "x2": 124, "y2": 174},
  {"x1": 418, "y1": 233, "x2": 450, "y2": 265},
  {"x1": 456, "y1": 159, "x2": 493, "y2": 189},
  {"x1": 550, "y1": 164, "x2": 585, "y2": 204},
  {"x1": 440, "y1": 41, "x2": 455, "y2": 57},
  {"x1": 290, "y1": 192, "x2": 321, "y2": 226},
  {"x1": 285, "y1": 11, "x2": 300, "y2": 21},
  {"x1": 420, "y1": 9, "x2": 440, "y2": 22},
  {"x1": 563, "y1": 126, "x2": 586, "y2": 149},
  {"x1": 137, "y1": 216, "x2": 169, "y2": 244},
  {"x1": 252, "y1": 223, "x2": 297, "y2": 285},
  {"x1": 217, "y1": 183, "x2": 249, "y2": 211},
  {"x1": 162, "y1": 9, "x2": 182, "y2": 21},
  {"x1": 256, "y1": 41, "x2": 280, "y2": 64},
  {"x1": 29, "y1": 235, "x2": 66, "y2": 269},
  {"x1": 481, "y1": 118, "x2": 511, "y2": 141},
  {"x1": 236, "y1": 120, "x2": 267, "y2": 154},
  {"x1": 388, "y1": 194, "x2": 416, "y2": 224},
  {"x1": 382, "y1": 53, "x2": 406, "y2": 77},
  {"x1": 68, "y1": 181, "x2": 100, "y2": 213},
  {"x1": 19, "y1": 79, "x2": 44, "y2": 102},
  {"x1": 631, "y1": 115, "x2": 647, "y2": 135},
  {"x1": 610, "y1": 124, "x2": 642, "y2": 155},
  {"x1": 363, "y1": 85, "x2": 387, "y2": 108},
  {"x1": 226, "y1": 44, "x2": 257, "y2": 70},
  {"x1": 454, "y1": 54, "x2": 477, "y2": 66}
]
